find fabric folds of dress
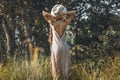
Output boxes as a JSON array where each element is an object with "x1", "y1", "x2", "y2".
[{"x1": 51, "y1": 26, "x2": 71, "y2": 80}]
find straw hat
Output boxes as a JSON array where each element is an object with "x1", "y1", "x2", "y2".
[{"x1": 51, "y1": 4, "x2": 71, "y2": 30}]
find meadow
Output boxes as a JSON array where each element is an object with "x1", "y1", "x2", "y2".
[{"x1": 0, "y1": 51, "x2": 120, "y2": 80}]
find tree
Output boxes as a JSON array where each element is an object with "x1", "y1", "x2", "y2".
[{"x1": 0, "y1": 0, "x2": 119, "y2": 62}]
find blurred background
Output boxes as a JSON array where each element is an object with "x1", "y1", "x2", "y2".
[{"x1": 0, "y1": 0, "x2": 120, "y2": 63}]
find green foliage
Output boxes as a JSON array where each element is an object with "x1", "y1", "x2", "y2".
[{"x1": 0, "y1": 0, "x2": 120, "y2": 68}]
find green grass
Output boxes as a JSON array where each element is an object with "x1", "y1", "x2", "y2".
[{"x1": 0, "y1": 53, "x2": 120, "y2": 80}]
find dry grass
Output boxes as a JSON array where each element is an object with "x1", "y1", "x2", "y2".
[{"x1": 0, "y1": 52, "x2": 120, "y2": 80}]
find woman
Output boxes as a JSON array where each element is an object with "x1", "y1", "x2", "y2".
[{"x1": 42, "y1": 4, "x2": 76, "y2": 80}]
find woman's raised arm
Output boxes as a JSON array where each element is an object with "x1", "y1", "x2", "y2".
[
  {"x1": 42, "y1": 11, "x2": 55, "y2": 23},
  {"x1": 65, "y1": 11, "x2": 76, "y2": 25},
  {"x1": 56, "y1": 11, "x2": 76, "y2": 24}
]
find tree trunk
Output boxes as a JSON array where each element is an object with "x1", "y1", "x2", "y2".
[
  {"x1": 2, "y1": 17, "x2": 15, "y2": 58},
  {"x1": 74, "y1": 28, "x2": 78, "y2": 63},
  {"x1": 2, "y1": 18, "x2": 10, "y2": 56},
  {"x1": 24, "y1": 21, "x2": 34, "y2": 61},
  {"x1": 7, "y1": 17, "x2": 15, "y2": 57}
]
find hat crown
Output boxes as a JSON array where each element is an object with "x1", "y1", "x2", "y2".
[{"x1": 51, "y1": 4, "x2": 67, "y2": 16}]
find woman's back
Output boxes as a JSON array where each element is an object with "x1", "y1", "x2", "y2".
[
  {"x1": 50, "y1": 19, "x2": 67, "y2": 38},
  {"x1": 42, "y1": 4, "x2": 75, "y2": 79},
  {"x1": 50, "y1": 19, "x2": 71, "y2": 79}
]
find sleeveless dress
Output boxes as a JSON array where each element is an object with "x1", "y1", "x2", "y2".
[{"x1": 50, "y1": 26, "x2": 71, "y2": 80}]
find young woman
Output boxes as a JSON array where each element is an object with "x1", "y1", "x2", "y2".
[{"x1": 42, "y1": 4, "x2": 76, "y2": 80}]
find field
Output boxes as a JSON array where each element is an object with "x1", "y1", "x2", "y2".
[
  {"x1": 0, "y1": 51, "x2": 120, "y2": 80},
  {"x1": 1, "y1": 0, "x2": 120, "y2": 80}
]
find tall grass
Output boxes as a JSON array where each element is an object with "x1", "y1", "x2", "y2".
[{"x1": 0, "y1": 53, "x2": 120, "y2": 80}]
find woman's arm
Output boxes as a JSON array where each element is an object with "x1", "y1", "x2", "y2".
[
  {"x1": 48, "y1": 27, "x2": 52, "y2": 44},
  {"x1": 42, "y1": 11, "x2": 53, "y2": 44},
  {"x1": 60, "y1": 11, "x2": 75, "y2": 15},
  {"x1": 56, "y1": 11, "x2": 76, "y2": 24},
  {"x1": 64, "y1": 11, "x2": 76, "y2": 24},
  {"x1": 42, "y1": 11, "x2": 55, "y2": 23}
]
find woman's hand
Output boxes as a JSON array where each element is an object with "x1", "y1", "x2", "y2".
[
  {"x1": 66, "y1": 11, "x2": 76, "y2": 15},
  {"x1": 54, "y1": 12, "x2": 63, "y2": 18},
  {"x1": 48, "y1": 36, "x2": 52, "y2": 44},
  {"x1": 55, "y1": 11, "x2": 76, "y2": 17}
]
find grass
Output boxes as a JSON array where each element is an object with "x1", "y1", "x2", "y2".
[{"x1": 0, "y1": 52, "x2": 120, "y2": 80}]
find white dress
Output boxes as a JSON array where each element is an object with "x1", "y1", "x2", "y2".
[{"x1": 51, "y1": 26, "x2": 71, "y2": 79}]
